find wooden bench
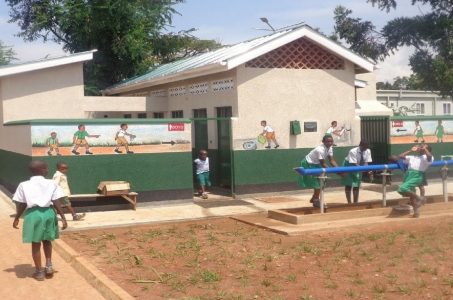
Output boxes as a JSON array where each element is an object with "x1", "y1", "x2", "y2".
[{"x1": 69, "y1": 192, "x2": 138, "y2": 210}]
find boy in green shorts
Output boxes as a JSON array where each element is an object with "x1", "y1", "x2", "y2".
[
  {"x1": 194, "y1": 150, "x2": 211, "y2": 199},
  {"x1": 397, "y1": 144, "x2": 433, "y2": 218},
  {"x1": 72, "y1": 124, "x2": 100, "y2": 155}
]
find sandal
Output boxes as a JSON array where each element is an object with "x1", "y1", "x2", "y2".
[
  {"x1": 73, "y1": 213, "x2": 86, "y2": 221},
  {"x1": 33, "y1": 269, "x2": 45, "y2": 281},
  {"x1": 45, "y1": 265, "x2": 54, "y2": 277}
]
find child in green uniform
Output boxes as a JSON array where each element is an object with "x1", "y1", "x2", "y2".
[
  {"x1": 413, "y1": 120, "x2": 425, "y2": 143},
  {"x1": 397, "y1": 144, "x2": 433, "y2": 218},
  {"x1": 46, "y1": 132, "x2": 61, "y2": 156},
  {"x1": 13, "y1": 160, "x2": 68, "y2": 280},
  {"x1": 341, "y1": 140, "x2": 373, "y2": 204},
  {"x1": 435, "y1": 120, "x2": 445, "y2": 143},
  {"x1": 298, "y1": 135, "x2": 340, "y2": 208},
  {"x1": 72, "y1": 124, "x2": 100, "y2": 155}
]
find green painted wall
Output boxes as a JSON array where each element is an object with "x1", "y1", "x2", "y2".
[
  {"x1": 0, "y1": 149, "x2": 32, "y2": 188},
  {"x1": 232, "y1": 147, "x2": 351, "y2": 186},
  {"x1": 0, "y1": 150, "x2": 193, "y2": 195}
]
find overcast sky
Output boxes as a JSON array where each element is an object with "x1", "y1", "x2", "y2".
[{"x1": 0, "y1": 0, "x2": 428, "y2": 82}]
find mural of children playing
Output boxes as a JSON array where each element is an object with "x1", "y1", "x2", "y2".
[
  {"x1": 46, "y1": 132, "x2": 61, "y2": 156},
  {"x1": 260, "y1": 120, "x2": 279, "y2": 149},
  {"x1": 435, "y1": 120, "x2": 445, "y2": 143},
  {"x1": 326, "y1": 121, "x2": 346, "y2": 138},
  {"x1": 72, "y1": 124, "x2": 100, "y2": 155},
  {"x1": 114, "y1": 123, "x2": 136, "y2": 154},
  {"x1": 413, "y1": 120, "x2": 425, "y2": 143}
]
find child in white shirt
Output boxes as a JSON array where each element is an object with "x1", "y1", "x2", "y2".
[{"x1": 194, "y1": 149, "x2": 211, "y2": 199}]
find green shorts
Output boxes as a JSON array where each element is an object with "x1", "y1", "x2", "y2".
[
  {"x1": 298, "y1": 159, "x2": 321, "y2": 189},
  {"x1": 58, "y1": 196, "x2": 71, "y2": 207},
  {"x1": 398, "y1": 170, "x2": 424, "y2": 195},
  {"x1": 197, "y1": 172, "x2": 211, "y2": 187},
  {"x1": 23, "y1": 207, "x2": 59, "y2": 243},
  {"x1": 340, "y1": 160, "x2": 362, "y2": 188}
]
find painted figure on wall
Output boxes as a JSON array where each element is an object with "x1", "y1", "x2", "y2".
[
  {"x1": 114, "y1": 123, "x2": 136, "y2": 154},
  {"x1": 260, "y1": 120, "x2": 279, "y2": 149},
  {"x1": 46, "y1": 132, "x2": 61, "y2": 156},
  {"x1": 435, "y1": 120, "x2": 445, "y2": 143},
  {"x1": 71, "y1": 124, "x2": 100, "y2": 155},
  {"x1": 413, "y1": 120, "x2": 425, "y2": 143}
]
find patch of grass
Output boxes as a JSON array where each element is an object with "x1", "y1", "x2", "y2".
[
  {"x1": 395, "y1": 285, "x2": 411, "y2": 295},
  {"x1": 373, "y1": 283, "x2": 387, "y2": 294},
  {"x1": 296, "y1": 242, "x2": 321, "y2": 256},
  {"x1": 325, "y1": 281, "x2": 338, "y2": 289},
  {"x1": 299, "y1": 295, "x2": 315, "y2": 300},
  {"x1": 287, "y1": 274, "x2": 297, "y2": 282},
  {"x1": 200, "y1": 269, "x2": 220, "y2": 283},
  {"x1": 351, "y1": 273, "x2": 365, "y2": 286},
  {"x1": 261, "y1": 278, "x2": 272, "y2": 287},
  {"x1": 345, "y1": 289, "x2": 357, "y2": 298},
  {"x1": 443, "y1": 277, "x2": 453, "y2": 288}
]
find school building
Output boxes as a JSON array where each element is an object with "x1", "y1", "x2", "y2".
[{"x1": 1, "y1": 24, "x2": 452, "y2": 205}]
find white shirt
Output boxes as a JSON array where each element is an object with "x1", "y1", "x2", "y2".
[
  {"x1": 13, "y1": 176, "x2": 64, "y2": 208},
  {"x1": 405, "y1": 155, "x2": 433, "y2": 172},
  {"x1": 263, "y1": 125, "x2": 274, "y2": 133},
  {"x1": 117, "y1": 129, "x2": 128, "y2": 137},
  {"x1": 345, "y1": 147, "x2": 372, "y2": 165},
  {"x1": 53, "y1": 170, "x2": 71, "y2": 196},
  {"x1": 305, "y1": 145, "x2": 333, "y2": 164},
  {"x1": 326, "y1": 127, "x2": 334, "y2": 134},
  {"x1": 194, "y1": 157, "x2": 210, "y2": 174}
]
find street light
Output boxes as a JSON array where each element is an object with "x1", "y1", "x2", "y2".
[{"x1": 260, "y1": 17, "x2": 276, "y2": 32}]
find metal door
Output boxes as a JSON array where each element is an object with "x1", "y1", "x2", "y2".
[
  {"x1": 360, "y1": 116, "x2": 390, "y2": 164},
  {"x1": 216, "y1": 107, "x2": 233, "y2": 188}
]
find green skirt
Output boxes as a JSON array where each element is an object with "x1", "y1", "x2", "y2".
[
  {"x1": 340, "y1": 160, "x2": 362, "y2": 187},
  {"x1": 23, "y1": 207, "x2": 59, "y2": 243},
  {"x1": 398, "y1": 170, "x2": 423, "y2": 195},
  {"x1": 298, "y1": 159, "x2": 321, "y2": 189}
]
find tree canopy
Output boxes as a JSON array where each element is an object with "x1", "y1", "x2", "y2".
[
  {"x1": 6, "y1": 0, "x2": 221, "y2": 94},
  {"x1": 333, "y1": 0, "x2": 453, "y2": 97},
  {"x1": 0, "y1": 41, "x2": 16, "y2": 65}
]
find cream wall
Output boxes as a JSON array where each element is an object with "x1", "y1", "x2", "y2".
[
  {"x1": 235, "y1": 62, "x2": 361, "y2": 149},
  {"x1": 0, "y1": 100, "x2": 31, "y2": 155},
  {"x1": 356, "y1": 72, "x2": 377, "y2": 101},
  {"x1": 1, "y1": 63, "x2": 87, "y2": 123}
]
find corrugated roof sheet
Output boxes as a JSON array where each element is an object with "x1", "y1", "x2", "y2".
[{"x1": 105, "y1": 25, "x2": 374, "y2": 93}]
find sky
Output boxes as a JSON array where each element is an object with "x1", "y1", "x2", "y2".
[{"x1": 0, "y1": 0, "x2": 429, "y2": 82}]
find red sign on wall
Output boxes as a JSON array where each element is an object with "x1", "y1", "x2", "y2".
[
  {"x1": 168, "y1": 123, "x2": 185, "y2": 131},
  {"x1": 392, "y1": 120, "x2": 404, "y2": 128}
]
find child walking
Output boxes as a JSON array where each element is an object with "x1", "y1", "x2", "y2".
[
  {"x1": 53, "y1": 162, "x2": 85, "y2": 221},
  {"x1": 397, "y1": 144, "x2": 433, "y2": 218},
  {"x1": 260, "y1": 120, "x2": 279, "y2": 149},
  {"x1": 114, "y1": 123, "x2": 135, "y2": 154},
  {"x1": 341, "y1": 140, "x2": 373, "y2": 204},
  {"x1": 298, "y1": 135, "x2": 341, "y2": 208},
  {"x1": 13, "y1": 160, "x2": 68, "y2": 281},
  {"x1": 194, "y1": 150, "x2": 211, "y2": 199},
  {"x1": 72, "y1": 124, "x2": 100, "y2": 155}
]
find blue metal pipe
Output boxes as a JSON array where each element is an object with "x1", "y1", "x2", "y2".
[{"x1": 295, "y1": 160, "x2": 453, "y2": 176}]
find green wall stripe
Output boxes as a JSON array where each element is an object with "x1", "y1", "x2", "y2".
[{"x1": 0, "y1": 149, "x2": 32, "y2": 188}]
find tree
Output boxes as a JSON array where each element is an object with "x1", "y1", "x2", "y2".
[
  {"x1": 376, "y1": 75, "x2": 422, "y2": 90},
  {"x1": 333, "y1": 1, "x2": 453, "y2": 97},
  {"x1": 0, "y1": 41, "x2": 16, "y2": 65},
  {"x1": 6, "y1": 0, "x2": 219, "y2": 94}
]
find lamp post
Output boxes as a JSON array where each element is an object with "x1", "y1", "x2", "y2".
[{"x1": 259, "y1": 17, "x2": 276, "y2": 32}]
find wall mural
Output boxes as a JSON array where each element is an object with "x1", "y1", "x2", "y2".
[
  {"x1": 31, "y1": 123, "x2": 191, "y2": 156},
  {"x1": 390, "y1": 119, "x2": 453, "y2": 144}
]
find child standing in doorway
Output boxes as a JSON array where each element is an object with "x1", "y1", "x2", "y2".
[
  {"x1": 53, "y1": 162, "x2": 85, "y2": 221},
  {"x1": 194, "y1": 150, "x2": 211, "y2": 199},
  {"x1": 260, "y1": 120, "x2": 279, "y2": 149}
]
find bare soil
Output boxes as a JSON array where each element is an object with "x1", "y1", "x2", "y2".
[{"x1": 62, "y1": 216, "x2": 453, "y2": 300}]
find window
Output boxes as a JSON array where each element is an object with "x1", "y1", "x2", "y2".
[
  {"x1": 415, "y1": 103, "x2": 425, "y2": 115},
  {"x1": 171, "y1": 110, "x2": 184, "y2": 118},
  {"x1": 123, "y1": 114, "x2": 132, "y2": 118},
  {"x1": 193, "y1": 108, "x2": 207, "y2": 118},
  {"x1": 216, "y1": 106, "x2": 232, "y2": 117},
  {"x1": 153, "y1": 112, "x2": 165, "y2": 119},
  {"x1": 137, "y1": 113, "x2": 147, "y2": 118},
  {"x1": 443, "y1": 103, "x2": 451, "y2": 115}
]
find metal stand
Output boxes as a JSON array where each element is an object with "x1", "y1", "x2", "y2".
[
  {"x1": 441, "y1": 166, "x2": 449, "y2": 203},
  {"x1": 318, "y1": 172, "x2": 328, "y2": 214},
  {"x1": 379, "y1": 167, "x2": 391, "y2": 207}
]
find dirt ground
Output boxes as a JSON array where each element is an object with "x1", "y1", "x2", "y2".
[
  {"x1": 32, "y1": 144, "x2": 191, "y2": 156},
  {"x1": 390, "y1": 135, "x2": 453, "y2": 144},
  {"x1": 62, "y1": 216, "x2": 453, "y2": 300}
]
